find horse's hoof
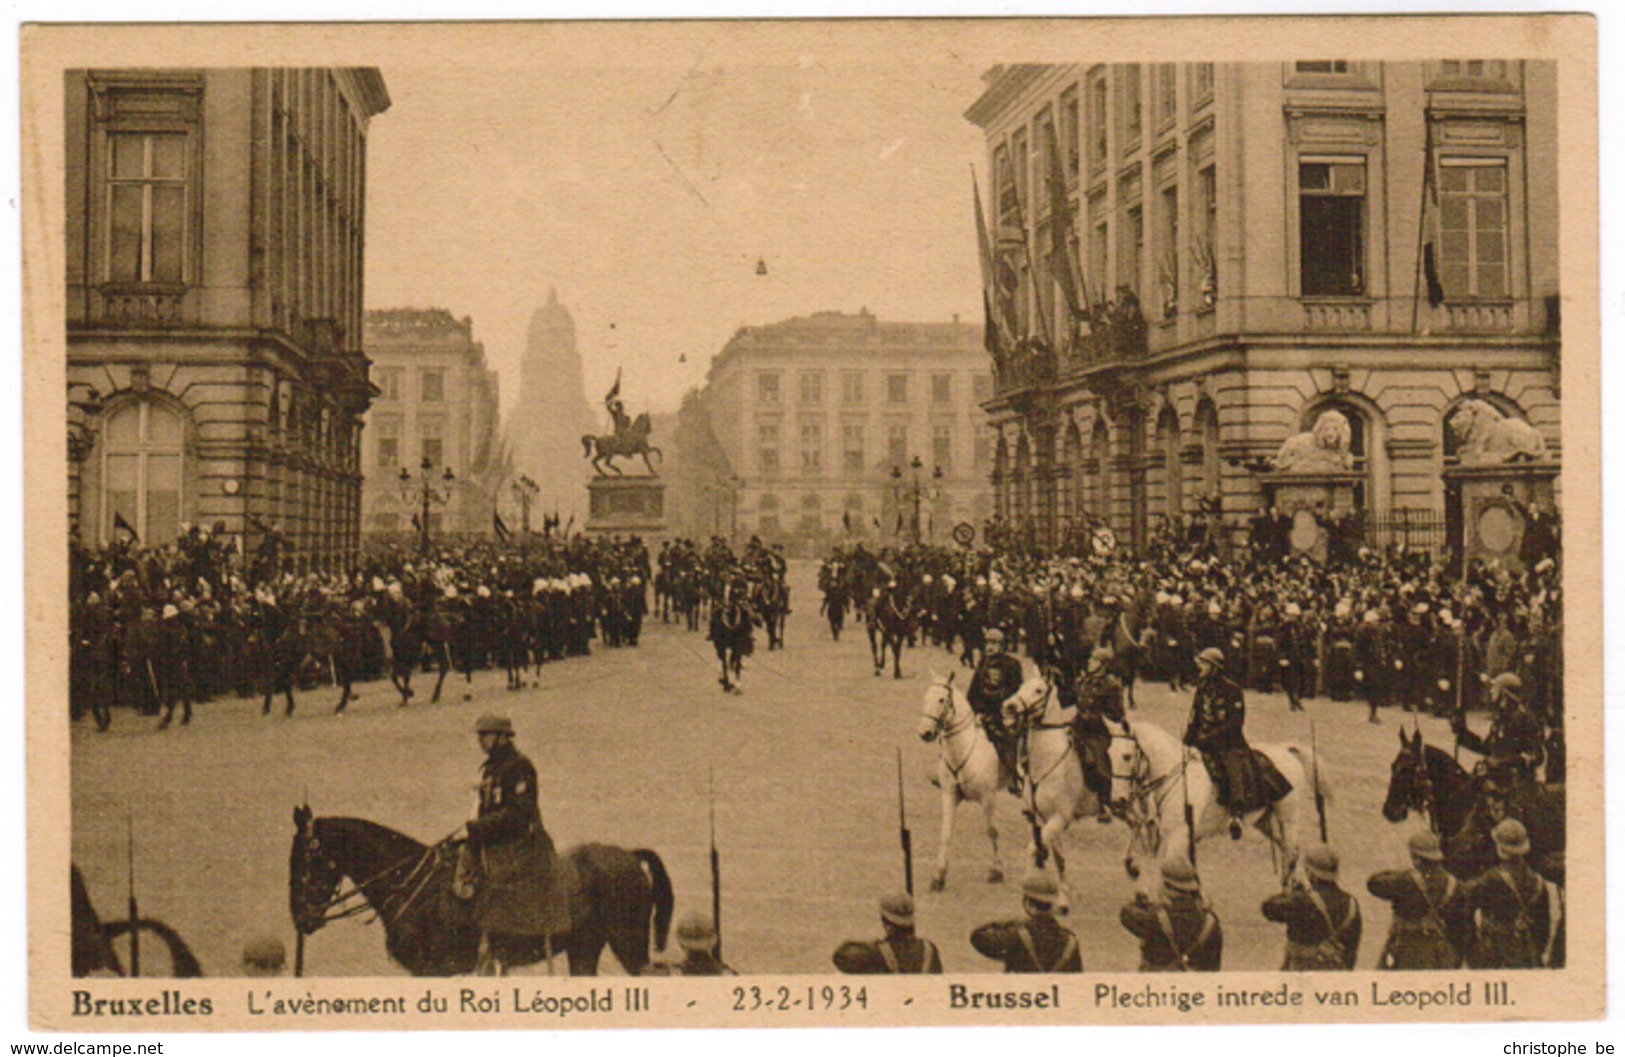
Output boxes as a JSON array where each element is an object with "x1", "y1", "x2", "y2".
[
  {"x1": 986, "y1": 868, "x2": 1004, "y2": 884},
  {"x1": 929, "y1": 876, "x2": 945, "y2": 893}
]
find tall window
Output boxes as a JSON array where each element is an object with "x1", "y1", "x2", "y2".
[
  {"x1": 887, "y1": 374, "x2": 909, "y2": 405},
  {"x1": 1195, "y1": 165, "x2": 1218, "y2": 304},
  {"x1": 933, "y1": 425, "x2": 954, "y2": 469},
  {"x1": 757, "y1": 372, "x2": 781, "y2": 405},
  {"x1": 799, "y1": 422, "x2": 823, "y2": 473},
  {"x1": 102, "y1": 399, "x2": 184, "y2": 544},
  {"x1": 1438, "y1": 160, "x2": 1508, "y2": 300},
  {"x1": 1120, "y1": 203, "x2": 1144, "y2": 296},
  {"x1": 842, "y1": 423, "x2": 866, "y2": 474},
  {"x1": 376, "y1": 367, "x2": 403, "y2": 400},
  {"x1": 841, "y1": 371, "x2": 865, "y2": 405},
  {"x1": 107, "y1": 132, "x2": 188, "y2": 283},
  {"x1": 420, "y1": 419, "x2": 444, "y2": 467},
  {"x1": 1299, "y1": 159, "x2": 1366, "y2": 297},
  {"x1": 1157, "y1": 185, "x2": 1180, "y2": 316},
  {"x1": 1089, "y1": 197, "x2": 1109, "y2": 305},
  {"x1": 758, "y1": 423, "x2": 780, "y2": 476},
  {"x1": 1155, "y1": 64, "x2": 1178, "y2": 127},
  {"x1": 931, "y1": 373, "x2": 952, "y2": 404},
  {"x1": 1087, "y1": 71, "x2": 1109, "y2": 170},
  {"x1": 420, "y1": 369, "x2": 445, "y2": 403},
  {"x1": 374, "y1": 416, "x2": 400, "y2": 469},
  {"x1": 1120, "y1": 65, "x2": 1142, "y2": 145},
  {"x1": 887, "y1": 424, "x2": 908, "y2": 464},
  {"x1": 1060, "y1": 87, "x2": 1080, "y2": 176},
  {"x1": 798, "y1": 371, "x2": 824, "y2": 405},
  {"x1": 1192, "y1": 63, "x2": 1215, "y2": 106}
]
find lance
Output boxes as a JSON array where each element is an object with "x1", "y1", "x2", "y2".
[
  {"x1": 1309, "y1": 714, "x2": 1329, "y2": 844},
  {"x1": 1181, "y1": 753, "x2": 1197, "y2": 869},
  {"x1": 708, "y1": 764, "x2": 723, "y2": 963},
  {"x1": 126, "y1": 806, "x2": 139, "y2": 978},
  {"x1": 896, "y1": 747, "x2": 914, "y2": 896}
]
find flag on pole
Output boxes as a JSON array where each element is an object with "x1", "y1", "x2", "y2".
[
  {"x1": 1421, "y1": 119, "x2": 1446, "y2": 309},
  {"x1": 973, "y1": 167, "x2": 1012, "y2": 355},
  {"x1": 1042, "y1": 122, "x2": 1085, "y2": 318},
  {"x1": 605, "y1": 368, "x2": 622, "y2": 404},
  {"x1": 113, "y1": 511, "x2": 140, "y2": 543},
  {"x1": 493, "y1": 510, "x2": 513, "y2": 542}
]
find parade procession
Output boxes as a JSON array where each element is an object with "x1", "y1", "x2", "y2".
[{"x1": 33, "y1": 29, "x2": 1598, "y2": 1033}]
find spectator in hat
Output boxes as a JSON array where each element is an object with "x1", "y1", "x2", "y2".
[
  {"x1": 648, "y1": 911, "x2": 736, "y2": 976},
  {"x1": 1119, "y1": 859, "x2": 1223, "y2": 971},
  {"x1": 1462, "y1": 819, "x2": 1563, "y2": 969},
  {"x1": 832, "y1": 891, "x2": 942, "y2": 974},
  {"x1": 970, "y1": 872, "x2": 1082, "y2": 973},
  {"x1": 1262, "y1": 844, "x2": 1362, "y2": 970},
  {"x1": 1367, "y1": 832, "x2": 1468, "y2": 969}
]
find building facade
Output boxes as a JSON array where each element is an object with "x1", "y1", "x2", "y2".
[
  {"x1": 510, "y1": 289, "x2": 596, "y2": 526},
  {"x1": 703, "y1": 310, "x2": 995, "y2": 550},
  {"x1": 66, "y1": 68, "x2": 390, "y2": 570},
  {"x1": 967, "y1": 61, "x2": 1559, "y2": 553},
  {"x1": 361, "y1": 308, "x2": 503, "y2": 538}
]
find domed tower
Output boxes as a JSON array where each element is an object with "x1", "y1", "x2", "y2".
[{"x1": 511, "y1": 288, "x2": 596, "y2": 525}]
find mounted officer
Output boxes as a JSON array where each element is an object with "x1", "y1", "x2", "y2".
[
  {"x1": 966, "y1": 627, "x2": 1025, "y2": 793},
  {"x1": 460, "y1": 713, "x2": 559, "y2": 972},
  {"x1": 831, "y1": 891, "x2": 943, "y2": 974},
  {"x1": 1119, "y1": 859, "x2": 1223, "y2": 971},
  {"x1": 1452, "y1": 672, "x2": 1545, "y2": 786},
  {"x1": 969, "y1": 873, "x2": 1082, "y2": 973},
  {"x1": 1183, "y1": 647, "x2": 1253, "y2": 840}
]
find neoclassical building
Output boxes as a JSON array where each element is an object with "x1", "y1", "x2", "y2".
[
  {"x1": 968, "y1": 61, "x2": 1559, "y2": 553},
  {"x1": 66, "y1": 68, "x2": 390, "y2": 570}
]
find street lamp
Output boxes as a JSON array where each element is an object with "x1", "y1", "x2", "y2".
[
  {"x1": 510, "y1": 474, "x2": 540, "y2": 536},
  {"x1": 400, "y1": 455, "x2": 455, "y2": 554},
  {"x1": 892, "y1": 455, "x2": 944, "y2": 545}
]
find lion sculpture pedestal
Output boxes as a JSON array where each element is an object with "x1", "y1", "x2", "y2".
[
  {"x1": 1265, "y1": 409, "x2": 1363, "y2": 562},
  {"x1": 1443, "y1": 463, "x2": 1558, "y2": 572},
  {"x1": 585, "y1": 476, "x2": 667, "y2": 540}
]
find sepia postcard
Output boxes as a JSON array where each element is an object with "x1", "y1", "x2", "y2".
[{"x1": 19, "y1": 13, "x2": 1602, "y2": 1033}]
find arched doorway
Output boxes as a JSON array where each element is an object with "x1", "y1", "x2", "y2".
[
  {"x1": 1194, "y1": 398, "x2": 1220, "y2": 505},
  {"x1": 100, "y1": 396, "x2": 187, "y2": 545},
  {"x1": 1156, "y1": 404, "x2": 1182, "y2": 521}
]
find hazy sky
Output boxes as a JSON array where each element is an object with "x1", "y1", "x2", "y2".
[{"x1": 363, "y1": 55, "x2": 989, "y2": 420}]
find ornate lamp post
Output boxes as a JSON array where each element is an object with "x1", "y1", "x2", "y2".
[
  {"x1": 510, "y1": 474, "x2": 540, "y2": 536},
  {"x1": 892, "y1": 455, "x2": 945, "y2": 545},
  {"x1": 400, "y1": 455, "x2": 454, "y2": 554}
]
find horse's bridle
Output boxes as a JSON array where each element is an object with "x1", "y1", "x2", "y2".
[
  {"x1": 294, "y1": 830, "x2": 442, "y2": 931},
  {"x1": 1395, "y1": 743, "x2": 1440, "y2": 833}
]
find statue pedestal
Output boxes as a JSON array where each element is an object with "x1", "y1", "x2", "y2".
[
  {"x1": 1262, "y1": 472, "x2": 1363, "y2": 561},
  {"x1": 1443, "y1": 461, "x2": 1559, "y2": 571},
  {"x1": 585, "y1": 476, "x2": 667, "y2": 539}
]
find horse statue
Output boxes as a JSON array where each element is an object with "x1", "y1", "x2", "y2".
[
  {"x1": 73, "y1": 865, "x2": 202, "y2": 978},
  {"x1": 918, "y1": 673, "x2": 1011, "y2": 892},
  {"x1": 289, "y1": 807, "x2": 673, "y2": 977},
  {"x1": 1001, "y1": 675, "x2": 1097, "y2": 904},
  {"x1": 582, "y1": 413, "x2": 662, "y2": 476},
  {"x1": 1381, "y1": 727, "x2": 1564, "y2": 884},
  {"x1": 1449, "y1": 399, "x2": 1549, "y2": 465},
  {"x1": 1273, "y1": 409, "x2": 1354, "y2": 474},
  {"x1": 1102, "y1": 718, "x2": 1329, "y2": 890}
]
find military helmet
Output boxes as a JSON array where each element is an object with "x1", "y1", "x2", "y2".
[
  {"x1": 474, "y1": 713, "x2": 514, "y2": 736},
  {"x1": 1020, "y1": 871, "x2": 1059, "y2": 908},
  {"x1": 878, "y1": 890, "x2": 915, "y2": 928},
  {"x1": 1161, "y1": 858, "x2": 1202, "y2": 893},
  {"x1": 675, "y1": 911, "x2": 718, "y2": 952},
  {"x1": 1407, "y1": 831, "x2": 1445, "y2": 863},
  {"x1": 1492, "y1": 818, "x2": 1531, "y2": 858},
  {"x1": 1196, "y1": 647, "x2": 1225, "y2": 668},
  {"x1": 1303, "y1": 843, "x2": 1340, "y2": 881}
]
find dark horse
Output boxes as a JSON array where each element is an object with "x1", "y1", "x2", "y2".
[
  {"x1": 1381, "y1": 727, "x2": 1565, "y2": 883},
  {"x1": 382, "y1": 605, "x2": 453, "y2": 706},
  {"x1": 867, "y1": 585, "x2": 919, "y2": 679},
  {"x1": 289, "y1": 808, "x2": 673, "y2": 976},
  {"x1": 708, "y1": 588, "x2": 756, "y2": 694},
  {"x1": 73, "y1": 865, "x2": 203, "y2": 978}
]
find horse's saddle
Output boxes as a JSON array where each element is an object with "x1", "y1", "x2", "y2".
[
  {"x1": 450, "y1": 836, "x2": 574, "y2": 938},
  {"x1": 1240, "y1": 749, "x2": 1294, "y2": 812}
]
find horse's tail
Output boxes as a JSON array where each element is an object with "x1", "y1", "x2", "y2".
[
  {"x1": 100, "y1": 918, "x2": 205, "y2": 978},
  {"x1": 1285, "y1": 745, "x2": 1334, "y2": 807},
  {"x1": 633, "y1": 849, "x2": 674, "y2": 952}
]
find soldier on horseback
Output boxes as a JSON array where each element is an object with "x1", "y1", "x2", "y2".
[
  {"x1": 967, "y1": 627, "x2": 1025, "y2": 794},
  {"x1": 1183, "y1": 647, "x2": 1260, "y2": 840},
  {"x1": 1452, "y1": 672, "x2": 1546, "y2": 786},
  {"x1": 460, "y1": 713, "x2": 560, "y2": 973}
]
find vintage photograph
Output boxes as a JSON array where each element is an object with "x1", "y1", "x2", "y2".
[{"x1": 23, "y1": 16, "x2": 1600, "y2": 1030}]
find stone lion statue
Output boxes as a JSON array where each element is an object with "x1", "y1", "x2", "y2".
[
  {"x1": 1273, "y1": 409, "x2": 1355, "y2": 473},
  {"x1": 1449, "y1": 399, "x2": 1548, "y2": 465}
]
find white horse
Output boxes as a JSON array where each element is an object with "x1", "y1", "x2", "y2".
[
  {"x1": 1001, "y1": 675, "x2": 1096, "y2": 901},
  {"x1": 917, "y1": 673, "x2": 1009, "y2": 891},
  {"x1": 1103, "y1": 718, "x2": 1330, "y2": 890}
]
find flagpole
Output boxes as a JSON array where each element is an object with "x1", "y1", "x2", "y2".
[
  {"x1": 1411, "y1": 108, "x2": 1436, "y2": 334},
  {"x1": 1009, "y1": 161, "x2": 1053, "y2": 348}
]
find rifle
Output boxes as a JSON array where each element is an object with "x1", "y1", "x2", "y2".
[
  {"x1": 1309, "y1": 715, "x2": 1328, "y2": 844},
  {"x1": 126, "y1": 807, "x2": 139, "y2": 977},
  {"x1": 709, "y1": 764, "x2": 723, "y2": 963},
  {"x1": 896, "y1": 747, "x2": 914, "y2": 896}
]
